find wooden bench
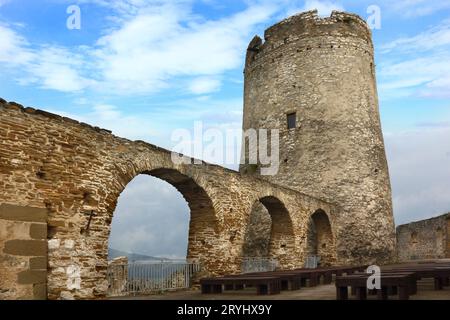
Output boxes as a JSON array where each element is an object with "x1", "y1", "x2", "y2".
[
  {"x1": 221, "y1": 271, "x2": 305, "y2": 291},
  {"x1": 298, "y1": 265, "x2": 368, "y2": 285},
  {"x1": 228, "y1": 269, "x2": 322, "y2": 288},
  {"x1": 201, "y1": 276, "x2": 281, "y2": 295},
  {"x1": 381, "y1": 266, "x2": 450, "y2": 290},
  {"x1": 336, "y1": 273, "x2": 416, "y2": 300},
  {"x1": 200, "y1": 265, "x2": 370, "y2": 296}
]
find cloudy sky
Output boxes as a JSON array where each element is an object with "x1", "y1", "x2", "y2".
[{"x1": 1, "y1": 0, "x2": 449, "y2": 258}]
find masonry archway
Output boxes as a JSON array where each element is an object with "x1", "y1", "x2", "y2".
[
  {"x1": 242, "y1": 201, "x2": 271, "y2": 258},
  {"x1": 139, "y1": 168, "x2": 217, "y2": 263},
  {"x1": 108, "y1": 174, "x2": 190, "y2": 260},
  {"x1": 436, "y1": 227, "x2": 444, "y2": 257},
  {"x1": 106, "y1": 167, "x2": 219, "y2": 268},
  {"x1": 242, "y1": 196, "x2": 295, "y2": 269},
  {"x1": 306, "y1": 209, "x2": 335, "y2": 266}
]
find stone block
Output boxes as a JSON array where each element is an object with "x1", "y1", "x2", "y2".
[
  {"x1": 4, "y1": 240, "x2": 47, "y2": 256},
  {"x1": 30, "y1": 223, "x2": 47, "y2": 239},
  {"x1": 30, "y1": 257, "x2": 47, "y2": 270},
  {"x1": 17, "y1": 270, "x2": 46, "y2": 284},
  {"x1": 33, "y1": 283, "x2": 47, "y2": 300},
  {"x1": 0, "y1": 204, "x2": 47, "y2": 222}
]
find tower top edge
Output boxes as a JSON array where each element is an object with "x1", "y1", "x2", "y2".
[{"x1": 261, "y1": 10, "x2": 372, "y2": 44}]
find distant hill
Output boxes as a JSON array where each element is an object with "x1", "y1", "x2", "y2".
[{"x1": 108, "y1": 248, "x2": 169, "y2": 262}]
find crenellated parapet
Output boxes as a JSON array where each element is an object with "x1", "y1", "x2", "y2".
[{"x1": 245, "y1": 10, "x2": 374, "y2": 72}]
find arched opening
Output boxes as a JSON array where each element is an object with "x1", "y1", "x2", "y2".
[
  {"x1": 242, "y1": 196, "x2": 295, "y2": 270},
  {"x1": 107, "y1": 168, "x2": 218, "y2": 295},
  {"x1": 436, "y1": 227, "x2": 444, "y2": 257},
  {"x1": 109, "y1": 174, "x2": 190, "y2": 260},
  {"x1": 145, "y1": 168, "x2": 218, "y2": 263},
  {"x1": 410, "y1": 231, "x2": 418, "y2": 247},
  {"x1": 409, "y1": 231, "x2": 418, "y2": 260},
  {"x1": 242, "y1": 202, "x2": 271, "y2": 258},
  {"x1": 306, "y1": 209, "x2": 335, "y2": 267}
]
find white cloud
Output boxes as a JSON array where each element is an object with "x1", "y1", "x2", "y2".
[
  {"x1": 288, "y1": 0, "x2": 344, "y2": 17},
  {"x1": 93, "y1": 1, "x2": 278, "y2": 94},
  {"x1": 381, "y1": 19, "x2": 450, "y2": 53},
  {"x1": 385, "y1": 126, "x2": 450, "y2": 225},
  {"x1": 0, "y1": 0, "x2": 11, "y2": 7},
  {"x1": 46, "y1": 103, "x2": 160, "y2": 141},
  {"x1": 0, "y1": 24, "x2": 33, "y2": 65},
  {"x1": 109, "y1": 174, "x2": 190, "y2": 258},
  {"x1": 25, "y1": 47, "x2": 94, "y2": 92},
  {"x1": 378, "y1": 76, "x2": 432, "y2": 91},
  {"x1": 387, "y1": 0, "x2": 450, "y2": 18},
  {"x1": 378, "y1": 53, "x2": 450, "y2": 99},
  {"x1": 188, "y1": 77, "x2": 221, "y2": 94},
  {"x1": 0, "y1": 1, "x2": 281, "y2": 95},
  {"x1": 0, "y1": 23, "x2": 93, "y2": 92},
  {"x1": 378, "y1": 20, "x2": 450, "y2": 99}
]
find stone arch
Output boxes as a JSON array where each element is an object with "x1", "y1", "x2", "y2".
[
  {"x1": 306, "y1": 209, "x2": 336, "y2": 266},
  {"x1": 75, "y1": 165, "x2": 223, "y2": 299},
  {"x1": 436, "y1": 227, "x2": 444, "y2": 257},
  {"x1": 409, "y1": 230, "x2": 418, "y2": 260},
  {"x1": 410, "y1": 231, "x2": 418, "y2": 246},
  {"x1": 145, "y1": 168, "x2": 219, "y2": 261},
  {"x1": 44, "y1": 159, "x2": 230, "y2": 299},
  {"x1": 111, "y1": 168, "x2": 219, "y2": 264},
  {"x1": 242, "y1": 196, "x2": 295, "y2": 269},
  {"x1": 112, "y1": 168, "x2": 219, "y2": 255}
]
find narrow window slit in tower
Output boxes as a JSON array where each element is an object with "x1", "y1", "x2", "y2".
[{"x1": 287, "y1": 112, "x2": 296, "y2": 129}]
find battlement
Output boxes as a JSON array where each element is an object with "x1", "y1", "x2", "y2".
[
  {"x1": 245, "y1": 10, "x2": 373, "y2": 67},
  {"x1": 265, "y1": 10, "x2": 371, "y2": 42}
]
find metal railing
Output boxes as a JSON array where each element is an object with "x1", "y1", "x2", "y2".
[
  {"x1": 241, "y1": 257, "x2": 279, "y2": 273},
  {"x1": 107, "y1": 262, "x2": 201, "y2": 296}
]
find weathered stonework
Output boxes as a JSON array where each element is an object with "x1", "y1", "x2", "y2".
[
  {"x1": 0, "y1": 99, "x2": 338, "y2": 299},
  {"x1": 0, "y1": 10, "x2": 399, "y2": 300},
  {"x1": 0, "y1": 204, "x2": 48, "y2": 300},
  {"x1": 306, "y1": 210, "x2": 336, "y2": 266},
  {"x1": 396, "y1": 213, "x2": 450, "y2": 261},
  {"x1": 242, "y1": 202, "x2": 272, "y2": 258},
  {"x1": 240, "y1": 10, "x2": 396, "y2": 265},
  {"x1": 107, "y1": 256, "x2": 128, "y2": 296}
]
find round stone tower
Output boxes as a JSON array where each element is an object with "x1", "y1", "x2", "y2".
[{"x1": 240, "y1": 10, "x2": 396, "y2": 265}]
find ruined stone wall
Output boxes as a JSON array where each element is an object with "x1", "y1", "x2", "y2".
[
  {"x1": 0, "y1": 204, "x2": 47, "y2": 299},
  {"x1": 396, "y1": 213, "x2": 450, "y2": 261},
  {"x1": 242, "y1": 202, "x2": 271, "y2": 257},
  {"x1": 0, "y1": 99, "x2": 338, "y2": 299},
  {"x1": 241, "y1": 10, "x2": 396, "y2": 265},
  {"x1": 107, "y1": 256, "x2": 128, "y2": 296},
  {"x1": 305, "y1": 210, "x2": 336, "y2": 266}
]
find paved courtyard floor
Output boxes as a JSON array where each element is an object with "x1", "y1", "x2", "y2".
[{"x1": 112, "y1": 278, "x2": 450, "y2": 300}]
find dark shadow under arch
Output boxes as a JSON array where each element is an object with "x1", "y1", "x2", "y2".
[
  {"x1": 243, "y1": 196, "x2": 295, "y2": 269},
  {"x1": 306, "y1": 209, "x2": 335, "y2": 266}
]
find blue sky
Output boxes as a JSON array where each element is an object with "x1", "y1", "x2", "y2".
[{"x1": 1, "y1": 0, "x2": 449, "y2": 257}]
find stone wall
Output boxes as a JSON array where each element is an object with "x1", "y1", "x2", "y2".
[
  {"x1": 242, "y1": 202, "x2": 272, "y2": 257},
  {"x1": 0, "y1": 10, "x2": 399, "y2": 299},
  {"x1": 306, "y1": 210, "x2": 336, "y2": 266},
  {"x1": 0, "y1": 99, "x2": 339, "y2": 299},
  {"x1": 396, "y1": 213, "x2": 450, "y2": 261},
  {"x1": 240, "y1": 10, "x2": 396, "y2": 265},
  {"x1": 107, "y1": 256, "x2": 128, "y2": 296},
  {"x1": 0, "y1": 204, "x2": 47, "y2": 299}
]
